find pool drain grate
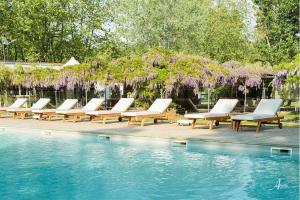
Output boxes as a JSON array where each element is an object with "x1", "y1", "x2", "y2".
[
  {"x1": 97, "y1": 135, "x2": 110, "y2": 140},
  {"x1": 271, "y1": 147, "x2": 292, "y2": 156}
]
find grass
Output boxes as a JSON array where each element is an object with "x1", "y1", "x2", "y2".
[{"x1": 279, "y1": 111, "x2": 299, "y2": 127}]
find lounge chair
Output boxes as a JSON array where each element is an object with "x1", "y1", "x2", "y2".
[
  {"x1": 32, "y1": 99, "x2": 78, "y2": 120},
  {"x1": 231, "y1": 99, "x2": 283, "y2": 132},
  {"x1": 7, "y1": 98, "x2": 50, "y2": 119},
  {"x1": 86, "y1": 98, "x2": 134, "y2": 124},
  {"x1": 0, "y1": 98, "x2": 27, "y2": 116},
  {"x1": 122, "y1": 98, "x2": 173, "y2": 126},
  {"x1": 56, "y1": 98, "x2": 104, "y2": 122},
  {"x1": 184, "y1": 99, "x2": 239, "y2": 129}
]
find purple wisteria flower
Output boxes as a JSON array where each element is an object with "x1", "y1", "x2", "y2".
[{"x1": 272, "y1": 70, "x2": 288, "y2": 88}]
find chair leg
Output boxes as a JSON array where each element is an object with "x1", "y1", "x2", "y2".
[
  {"x1": 277, "y1": 116, "x2": 282, "y2": 129},
  {"x1": 127, "y1": 117, "x2": 131, "y2": 126},
  {"x1": 73, "y1": 115, "x2": 77, "y2": 122},
  {"x1": 231, "y1": 121, "x2": 235, "y2": 130},
  {"x1": 154, "y1": 119, "x2": 158, "y2": 124},
  {"x1": 118, "y1": 117, "x2": 122, "y2": 122},
  {"x1": 192, "y1": 119, "x2": 196, "y2": 129},
  {"x1": 209, "y1": 120, "x2": 214, "y2": 130},
  {"x1": 141, "y1": 118, "x2": 145, "y2": 127},
  {"x1": 256, "y1": 121, "x2": 261, "y2": 132},
  {"x1": 236, "y1": 121, "x2": 241, "y2": 131}
]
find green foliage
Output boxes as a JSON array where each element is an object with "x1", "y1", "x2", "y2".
[
  {"x1": 275, "y1": 55, "x2": 299, "y2": 86},
  {"x1": 0, "y1": 65, "x2": 11, "y2": 90},
  {"x1": 11, "y1": 65, "x2": 26, "y2": 86},
  {"x1": 1, "y1": 0, "x2": 297, "y2": 66},
  {"x1": 254, "y1": 0, "x2": 299, "y2": 65},
  {"x1": 201, "y1": 6, "x2": 255, "y2": 62},
  {"x1": 113, "y1": 0, "x2": 255, "y2": 62},
  {"x1": 0, "y1": 0, "x2": 113, "y2": 62}
]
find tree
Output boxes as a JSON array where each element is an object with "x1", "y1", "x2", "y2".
[
  {"x1": 0, "y1": 0, "x2": 113, "y2": 62},
  {"x1": 113, "y1": 0, "x2": 255, "y2": 62},
  {"x1": 254, "y1": 0, "x2": 299, "y2": 65}
]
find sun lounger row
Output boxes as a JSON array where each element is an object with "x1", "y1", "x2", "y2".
[
  {"x1": 184, "y1": 98, "x2": 283, "y2": 132},
  {"x1": 0, "y1": 98, "x2": 173, "y2": 125},
  {"x1": 0, "y1": 97, "x2": 283, "y2": 132}
]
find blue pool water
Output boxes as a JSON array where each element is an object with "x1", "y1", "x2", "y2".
[{"x1": 0, "y1": 129, "x2": 298, "y2": 200}]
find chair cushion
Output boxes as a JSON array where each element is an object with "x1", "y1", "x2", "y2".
[
  {"x1": 86, "y1": 110, "x2": 121, "y2": 115},
  {"x1": 184, "y1": 113, "x2": 229, "y2": 119},
  {"x1": 231, "y1": 114, "x2": 275, "y2": 121},
  {"x1": 253, "y1": 99, "x2": 282, "y2": 115},
  {"x1": 147, "y1": 99, "x2": 172, "y2": 113},
  {"x1": 122, "y1": 111, "x2": 160, "y2": 117}
]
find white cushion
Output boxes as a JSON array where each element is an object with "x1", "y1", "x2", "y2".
[
  {"x1": 9, "y1": 98, "x2": 27, "y2": 109},
  {"x1": 6, "y1": 108, "x2": 19, "y2": 112},
  {"x1": 32, "y1": 109, "x2": 56, "y2": 114},
  {"x1": 122, "y1": 111, "x2": 160, "y2": 117},
  {"x1": 82, "y1": 98, "x2": 104, "y2": 112},
  {"x1": 57, "y1": 99, "x2": 78, "y2": 111},
  {"x1": 231, "y1": 114, "x2": 275, "y2": 120},
  {"x1": 147, "y1": 98, "x2": 172, "y2": 113},
  {"x1": 56, "y1": 109, "x2": 85, "y2": 114},
  {"x1": 112, "y1": 98, "x2": 134, "y2": 112},
  {"x1": 8, "y1": 108, "x2": 31, "y2": 112},
  {"x1": 253, "y1": 99, "x2": 282, "y2": 115},
  {"x1": 210, "y1": 99, "x2": 239, "y2": 113},
  {"x1": 86, "y1": 110, "x2": 121, "y2": 115},
  {"x1": 31, "y1": 98, "x2": 50, "y2": 110},
  {"x1": 184, "y1": 112, "x2": 229, "y2": 119}
]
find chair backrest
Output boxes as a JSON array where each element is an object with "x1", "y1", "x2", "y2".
[
  {"x1": 112, "y1": 98, "x2": 134, "y2": 112},
  {"x1": 147, "y1": 98, "x2": 172, "y2": 113},
  {"x1": 253, "y1": 99, "x2": 282, "y2": 115},
  {"x1": 210, "y1": 99, "x2": 239, "y2": 114},
  {"x1": 9, "y1": 98, "x2": 27, "y2": 108},
  {"x1": 31, "y1": 98, "x2": 50, "y2": 110},
  {"x1": 57, "y1": 99, "x2": 78, "y2": 111},
  {"x1": 82, "y1": 98, "x2": 104, "y2": 111}
]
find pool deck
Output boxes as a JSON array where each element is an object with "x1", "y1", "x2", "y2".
[{"x1": 0, "y1": 117, "x2": 298, "y2": 148}]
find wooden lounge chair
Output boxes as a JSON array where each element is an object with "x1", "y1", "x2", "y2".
[
  {"x1": 231, "y1": 99, "x2": 283, "y2": 132},
  {"x1": 184, "y1": 99, "x2": 239, "y2": 129},
  {"x1": 32, "y1": 99, "x2": 78, "y2": 120},
  {"x1": 7, "y1": 98, "x2": 50, "y2": 119},
  {"x1": 86, "y1": 98, "x2": 134, "y2": 124},
  {"x1": 0, "y1": 98, "x2": 27, "y2": 117},
  {"x1": 121, "y1": 98, "x2": 173, "y2": 126},
  {"x1": 56, "y1": 98, "x2": 104, "y2": 122}
]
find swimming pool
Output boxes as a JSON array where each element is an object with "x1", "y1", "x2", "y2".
[{"x1": 0, "y1": 128, "x2": 298, "y2": 200}]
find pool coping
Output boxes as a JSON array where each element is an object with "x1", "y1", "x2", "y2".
[{"x1": 1, "y1": 125, "x2": 299, "y2": 150}]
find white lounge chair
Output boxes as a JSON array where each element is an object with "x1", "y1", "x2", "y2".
[
  {"x1": 231, "y1": 99, "x2": 283, "y2": 132},
  {"x1": 122, "y1": 98, "x2": 173, "y2": 126},
  {"x1": 7, "y1": 98, "x2": 50, "y2": 119},
  {"x1": 184, "y1": 99, "x2": 239, "y2": 129},
  {"x1": 32, "y1": 99, "x2": 78, "y2": 120},
  {"x1": 0, "y1": 98, "x2": 27, "y2": 116},
  {"x1": 56, "y1": 98, "x2": 104, "y2": 122},
  {"x1": 86, "y1": 98, "x2": 134, "y2": 124}
]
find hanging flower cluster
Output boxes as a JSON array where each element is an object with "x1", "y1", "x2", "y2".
[
  {"x1": 272, "y1": 70, "x2": 288, "y2": 89},
  {"x1": 0, "y1": 48, "x2": 291, "y2": 97}
]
